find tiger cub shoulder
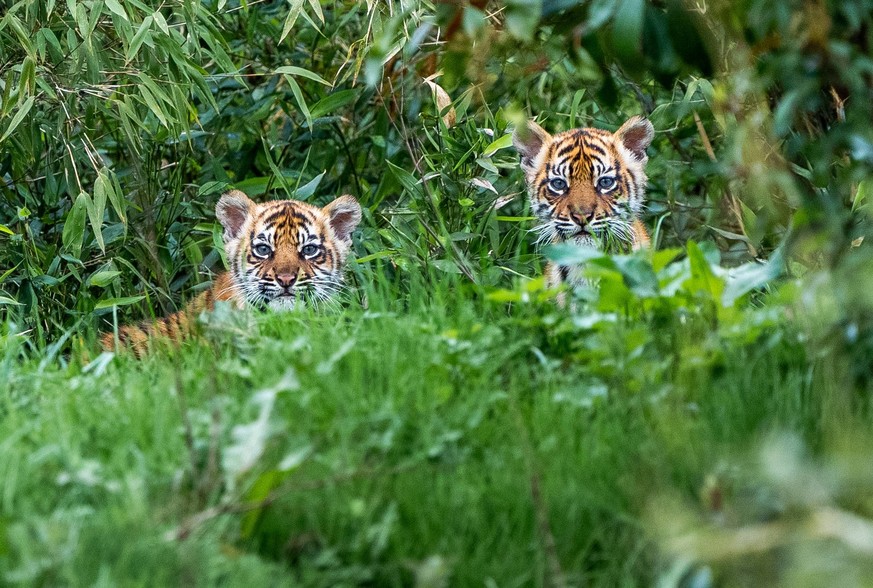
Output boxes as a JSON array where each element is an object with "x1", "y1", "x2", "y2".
[
  {"x1": 512, "y1": 114, "x2": 655, "y2": 290},
  {"x1": 101, "y1": 190, "x2": 362, "y2": 356}
]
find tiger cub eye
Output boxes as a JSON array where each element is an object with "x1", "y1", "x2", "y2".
[
  {"x1": 597, "y1": 177, "x2": 616, "y2": 191},
  {"x1": 548, "y1": 178, "x2": 568, "y2": 192}
]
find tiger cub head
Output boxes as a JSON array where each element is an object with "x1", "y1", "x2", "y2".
[
  {"x1": 215, "y1": 190, "x2": 362, "y2": 311},
  {"x1": 513, "y1": 115, "x2": 654, "y2": 250}
]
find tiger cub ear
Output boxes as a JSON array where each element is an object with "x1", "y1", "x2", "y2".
[
  {"x1": 616, "y1": 116, "x2": 654, "y2": 161},
  {"x1": 323, "y1": 195, "x2": 362, "y2": 242},
  {"x1": 216, "y1": 190, "x2": 254, "y2": 240},
  {"x1": 512, "y1": 120, "x2": 551, "y2": 173}
]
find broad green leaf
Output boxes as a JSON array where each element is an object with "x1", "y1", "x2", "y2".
[
  {"x1": 276, "y1": 65, "x2": 330, "y2": 86},
  {"x1": 0, "y1": 265, "x2": 19, "y2": 286},
  {"x1": 279, "y1": 0, "x2": 305, "y2": 44},
  {"x1": 38, "y1": 28, "x2": 63, "y2": 60},
  {"x1": 685, "y1": 240, "x2": 724, "y2": 301},
  {"x1": 305, "y1": 0, "x2": 324, "y2": 22},
  {"x1": 569, "y1": 89, "x2": 586, "y2": 127},
  {"x1": 283, "y1": 75, "x2": 312, "y2": 126},
  {"x1": 722, "y1": 247, "x2": 784, "y2": 306},
  {"x1": 505, "y1": 0, "x2": 542, "y2": 40},
  {"x1": 482, "y1": 133, "x2": 513, "y2": 157},
  {"x1": 354, "y1": 250, "x2": 395, "y2": 264},
  {"x1": 104, "y1": 0, "x2": 128, "y2": 20},
  {"x1": 239, "y1": 470, "x2": 284, "y2": 539},
  {"x1": 87, "y1": 270, "x2": 121, "y2": 287},
  {"x1": 198, "y1": 181, "x2": 230, "y2": 197},
  {"x1": 309, "y1": 89, "x2": 358, "y2": 119},
  {"x1": 495, "y1": 216, "x2": 536, "y2": 222},
  {"x1": 75, "y1": 3, "x2": 89, "y2": 38},
  {"x1": 126, "y1": 15, "x2": 153, "y2": 61},
  {"x1": 294, "y1": 171, "x2": 325, "y2": 200},
  {"x1": 386, "y1": 160, "x2": 421, "y2": 197},
  {"x1": 152, "y1": 10, "x2": 169, "y2": 34},
  {"x1": 544, "y1": 243, "x2": 605, "y2": 266},
  {"x1": 0, "y1": 96, "x2": 34, "y2": 143},
  {"x1": 852, "y1": 178, "x2": 872, "y2": 213},
  {"x1": 611, "y1": 254, "x2": 659, "y2": 297},
  {"x1": 99, "y1": 169, "x2": 126, "y2": 224},
  {"x1": 138, "y1": 85, "x2": 170, "y2": 127},
  {"x1": 95, "y1": 295, "x2": 145, "y2": 309},
  {"x1": 20, "y1": 56, "x2": 35, "y2": 97},
  {"x1": 707, "y1": 225, "x2": 752, "y2": 244},
  {"x1": 89, "y1": 182, "x2": 107, "y2": 252},
  {"x1": 432, "y1": 259, "x2": 463, "y2": 274},
  {"x1": 136, "y1": 72, "x2": 173, "y2": 106},
  {"x1": 62, "y1": 193, "x2": 88, "y2": 257},
  {"x1": 651, "y1": 247, "x2": 682, "y2": 272}
]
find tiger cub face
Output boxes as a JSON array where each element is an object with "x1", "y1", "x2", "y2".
[
  {"x1": 512, "y1": 115, "x2": 654, "y2": 251},
  {"x1": 215, "y1": 190, "x2": 362, "y2": 311}
]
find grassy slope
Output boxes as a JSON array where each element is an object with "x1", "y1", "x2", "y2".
[{"x1": 0, "y1": 268, "x2": 862, "y2": 586}]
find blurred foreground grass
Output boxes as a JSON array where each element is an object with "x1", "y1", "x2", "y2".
[{"x1": 3, "y1": 250, "x2": 873, "y2": 587}]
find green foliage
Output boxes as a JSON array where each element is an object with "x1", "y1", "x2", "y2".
[
  {"x1": 0, "y1": 260, "x2": 832, "y2": 586},
  {"x1": 1, "y1": 0, "x2": 873, "y2": 584}
]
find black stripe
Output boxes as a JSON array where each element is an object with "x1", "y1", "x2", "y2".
[
  {"x1": 557, "y1": 143, "x2": 578, "y2": 158},
  {"x1": 585, "y1": 142, "x2": 607, "y2": 157}
]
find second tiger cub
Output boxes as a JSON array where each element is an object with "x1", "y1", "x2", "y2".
[{"x1": 512, "y1": 114, "x2": 655, "y2": 290}]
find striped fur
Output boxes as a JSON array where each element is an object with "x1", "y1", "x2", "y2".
[
  {"x1": 513, "y1": 115, "x2": 655, "y2": 290},
  {"x1": 101, "y1": 190, "x2": 362, "y2": 356}
]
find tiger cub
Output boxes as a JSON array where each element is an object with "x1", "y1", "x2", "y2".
[
  {"x1": 101, "y1": 190, "x2": 362, "y2": 355},
  {"x1": 512, "y1": 115, "x2": 654, "y2": 290}
]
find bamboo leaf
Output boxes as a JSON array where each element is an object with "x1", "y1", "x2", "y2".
[
  {"x1": 0, "y1": 96, "x2": 34, "y2": 143},
  {"x1": 276, "y1": 65, "x2": 330, "y2": 86},
  {"x1": 104, "y1": 0, "x2": 128, "y2": 20},
  {"x1": 279, "y1": 0, "x2": 305, "y2": 44},
  {"x1": 136, "y1": 72, "x2": 173, "y2": 106},
  {"x1": 138, "y1": 85, "x2": 171, "y2": 128},
  {"x1": 306, "y1": 0, "x2": 324, "y2": 22},
  {"x1": 482, "y1": 133, "x2": 513, "y2": 157},
  {"x1": 309, "y1": 89, "x2": 358, "y2": 119},
  {"x1": 294, "y1": 171, "x2": 325, "y2": 200},
  {"x1": 62, "y1": 193, "x2": 89, "y2": 257},
  {"x1": 94, "y1": 295, "x2": 145, "y2": 309},
  {"x1": 152, "y1": 11, "x2": 169, "y2": 34},
  {"x1": 20, "y1": 56, "x2": 35, "y2": 97},
  {"x1": 126, "y1": 14, "x2": 153, "y2": 61},
  {"x1": 283, "y1": 74, "x2": 312, "y2": 127},
  {"x1": 87, "y1": 270, "x2": 122, "y2": 287},
  {"x1": 90, "y1": 181, "x2": 107, "y2": 253}
]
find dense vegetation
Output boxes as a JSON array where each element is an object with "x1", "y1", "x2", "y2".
[{"x1": 1, "y1": 0, "x2": 873, "y2": 585}]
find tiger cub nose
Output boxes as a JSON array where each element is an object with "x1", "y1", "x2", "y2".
[
  {"x1": 569, "y1": 210, "x2": 593, "y2": 226},
  {"x1": 276, "y1": 273, "x2": 297, "y2": 288}
]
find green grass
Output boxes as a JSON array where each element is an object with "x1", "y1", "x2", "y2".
[{"x1": 3, "y1": 258, "x2": 871, "y2": 587}]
